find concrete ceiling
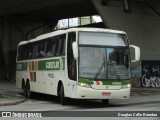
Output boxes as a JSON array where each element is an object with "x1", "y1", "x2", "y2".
[{"x1": 0, "y1": 0, "x2": 97, "y2": 20}]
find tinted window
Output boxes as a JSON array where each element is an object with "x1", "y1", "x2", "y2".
[
  {"x1": 56, "y1": 34, "x2": 66, "y2": 56},
  {"x1": 38, "y1": 41, "x2": 47, "y2": 58},
  {"x1": 17, "y1": 34, "x2": 66, "y2": 61},
  {"x1": 46, "y1": 38, "x2": 54, "y2": 57},
  {"x1": 46, "y1": 34, "x2": 66, "y2": 57},
  {"x1": 32, "y1": 43, "x2": 39, "y2": 58},
  {"x1": 27, "y1": 43, "x2": 33, "y2": 59},
  {"x1": 17, "y1": 45, "x2": 27, "y2": 61},
  {"x1": 67, "y1": 32, "x2": 77, "y2": 80}
]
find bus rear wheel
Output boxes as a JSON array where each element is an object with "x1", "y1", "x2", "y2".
[
  {"x1": 102, "y1": 99, "x2": 109, "y2": 104},
  {"x1": 59, "y1": 84, "x2": 67, "y2": 105}
]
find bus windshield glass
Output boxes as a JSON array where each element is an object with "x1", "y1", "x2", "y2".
[
  {"x1": 79, "y1": 31, "x2": 128, "y2": 46},
  {"x1": 79, "y1": 31, "x2": 130, "y2": 80}
]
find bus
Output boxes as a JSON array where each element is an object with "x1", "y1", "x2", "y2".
[{"x1": 16, "y1": 28, "x2": 140, "y2": 105}]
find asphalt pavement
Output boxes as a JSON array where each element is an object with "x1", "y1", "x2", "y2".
[
  {"x1": 0, "y1": 81, "x2": 25, "y2": 106},
  {"x1": 0, "y1": 81, "x2": 159, "y2": 106}
]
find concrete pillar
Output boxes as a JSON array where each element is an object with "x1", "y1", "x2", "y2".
[
  {"x1": 0, "y1": 15, "x2": 57, "y2": 81},
  {"x1": 91, "y1": 0, "x2": 160, "y2": 87},
  {"x1": 92, "y1": 0, "x2": 160, "y2": 61},
  {"x1": 0, "y1": 17, "x2": 7, "y2": 80}
]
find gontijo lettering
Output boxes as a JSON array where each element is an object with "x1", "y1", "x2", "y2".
[{"x1": 46, "y1": 61, "x2": 59, "y2": 69}]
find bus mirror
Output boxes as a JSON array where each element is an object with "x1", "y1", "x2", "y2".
[
  {"x1": 72, "y1": 42, "x2": 78, "y2": 60},
  {"x1": 129, "y1": 45, "x2": 140, "y2": 62}
]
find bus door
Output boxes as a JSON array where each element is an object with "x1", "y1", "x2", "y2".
[{"x1": 67, "y1": 32, "x2": 77, "y2": 98}]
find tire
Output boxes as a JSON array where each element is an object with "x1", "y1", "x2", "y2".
[
  {"x1": 59, "y1": 84, "x2": 67, "y2": 105},
  {"x1": 102, "y1": 99, "x2": 109, "y2": 104}
]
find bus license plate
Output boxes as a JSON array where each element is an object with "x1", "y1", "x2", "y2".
[{"x1": 102, "y1": 92, "x2": 111, "y2": 96}]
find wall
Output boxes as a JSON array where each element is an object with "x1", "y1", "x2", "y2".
[
  {"x1": 92, "y1": 0, "x2": 160, "y2": 87},
  {"x1": 0, "y1": 18, "x2": 7, "y2": 80},
  {"x1": 92, "y1": 0, "x2": 160, "y2": 61},
  {"x1": 142, "y1": 61, "x2": 160, "y2": 87},
  {"x1": 0, "y1": 15, "x2": 56, "y2": 81},
  {"x1": 1, "y1": 0, "x2": 160, "y2": 83}
]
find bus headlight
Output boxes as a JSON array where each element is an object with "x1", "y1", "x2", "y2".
[
  {"x1": 121, "y1": 84, "x2": 131, "y2": 89},
  {"x1": 78, "y1": 82, "x2": 91, "y2": 88}
]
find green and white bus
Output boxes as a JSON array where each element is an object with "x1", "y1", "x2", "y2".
[{"x1": 16, "y1": 28, "x2": 140, "y2": 105}]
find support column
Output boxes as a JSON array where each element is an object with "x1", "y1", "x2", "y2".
[
  {"x1": 0, "y1": 14, "x2": 57, "y2": 81},
  {"x1": 0, "y1": 17, "x2": 7, "y2": 80}
]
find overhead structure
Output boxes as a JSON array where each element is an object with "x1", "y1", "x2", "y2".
[{"x1": 0, "y1": 0, "x2": 160, "y2": 86}]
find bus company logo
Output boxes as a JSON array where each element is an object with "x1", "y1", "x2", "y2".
[
  {"x1": 112, "y1": 82, "x2": 122, "y2": 85},
  {"x1": 46, "y1": 61, "x2": 59, "y2": 69}
]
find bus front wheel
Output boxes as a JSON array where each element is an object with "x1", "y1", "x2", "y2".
[{"x1": 59, "y1": 84, "x2": 67, "y2": 105}]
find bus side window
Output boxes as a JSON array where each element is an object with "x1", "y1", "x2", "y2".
[
  {"x1": 51, "y1": 38, "x2": 56, "y2": 56},
  {"x1": 38, "y1": 41, "x2": 46, "y2": 58},
  {"x1": 62, "y1": 37, "x2": 66, "y2": 55},
  {"x1": 17, "y1": 46, "x2": 22, "y2": 60},
  {"x1": 57, "y1": 37, "x2": 62, "y2": 56},
  {"x1": 23, "y1": 45, "x2": 28, "y2": 60},
  {"x1": 67, "y1": 32, "x2": 77, "y2": 81},
  {"x1": 17, "y1": 45, "x2": 27, "y2": 60},
  {"x1": 32, "y1": 43, "x2": 39, "y2": 58},
  {"x1": 27, "y1": 44, "x2": 33, "y2": 59},
  {"x1": 46, "y1": 38, "x2": 54, "y2": 57},
  {"x1": 58, "y1": 34, "x2": 66, "y2": 56},
  {"x1": 54, "y1": 37, "x2": 59, "y2": 56}
]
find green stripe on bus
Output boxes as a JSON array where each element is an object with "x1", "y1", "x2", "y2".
[
  {"x1": 79, "y1": 78, "x2": 94, "y2": 84},
  {"x1": 78, "y1": 77, "x2": 131, "y2": 85},
  {"x1": 16, "y1": 57, "x2": 65, "y2": 71},
  {"x1": 38, "y1": 58, "x2": 65, "y2": 70},
  {"x1": 101, "y1": 80, "x2": 131, "y2": 85},
  {"x1": 16, "y1": 62, "x2": 27, "y2": 71}
]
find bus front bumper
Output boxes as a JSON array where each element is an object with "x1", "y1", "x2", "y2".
[{"x1": 76, "y1": 86, "x2": 130, "y2": 99}]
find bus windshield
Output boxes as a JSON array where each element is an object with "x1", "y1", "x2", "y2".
[
  {"x1": 78, "y1": 31, "x2": 130, "y2": 80},
  {"x1": 79, "y1": 47, "x2": 130, "y2": 80}
]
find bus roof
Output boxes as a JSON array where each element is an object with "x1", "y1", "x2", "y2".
[{"x1": 18, "y1": 27, "x2": 126, "y2": 46}]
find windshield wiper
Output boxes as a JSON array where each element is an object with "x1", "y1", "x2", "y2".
[{"x1": 94, "y1": 61, "x2": 106, "y2": 80}]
